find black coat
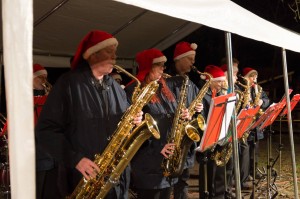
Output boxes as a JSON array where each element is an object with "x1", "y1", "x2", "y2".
[
  {"x1": 125, "y1": 76, "x2": 199, "y2": 189},
  {"x1": 36, "y1": 65, "x2": 130, "y2": 196}
]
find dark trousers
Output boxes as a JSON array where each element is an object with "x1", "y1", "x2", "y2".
[
  {"x1": 198, "y1": 152, "x2": 226, "y2": 199},
  {"x1": 135, "y1": 187, "x2": 172, "y2": 199},
  {"x1": 248, "y1": 139, "x2": 260, "y2": 176},
  {"x1": 36, "y1": 168, "x2": 61, "y2": 199},
  {"x1": 239, "y1": 141, "x2": 250, "y2": 183},
  {"x1": 173, "y1": 168, "x2": 189, "y2": 199}
]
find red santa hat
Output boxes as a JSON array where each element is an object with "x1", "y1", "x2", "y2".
[
  {"x1": 243, "y1": 67, "x2": 258, "y2": 78},
  {"x1": 173, "y1": 41, "x2": 197, "y2": 60},
  {"x1": 220, "y1": 64, "x2": 239, "y2": 77},
  {"x1": 135, "y1": 48, "x2": 167, "y2": 81},
  {"x1": 202, "y1": 65, "x2": 226, "y2": 81},
  {"x1": 33, "y1": 64, "x2": 47, "y2": 78},
  {"x1": 71, "y1": 30, "x2": 118, "y2": 69}
]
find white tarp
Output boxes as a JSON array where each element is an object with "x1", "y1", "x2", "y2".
[
  {"x1": 2, "y1": 0, "x2": 35, "y2": 198},
  {"x1": 116, "y1": 0, "x2": 300, "y2": 53}
]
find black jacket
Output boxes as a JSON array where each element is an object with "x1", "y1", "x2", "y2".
[
  {"x1": 125, "y1": 76, "x2": 199, "y2": 189},
  {"x1": 36, "y1": 65, "x2": 129, "y2": 195}
]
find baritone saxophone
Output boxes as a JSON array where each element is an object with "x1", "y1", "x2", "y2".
[{"x1": 68, "y1": 65, "x2": 160, "y2": 199}]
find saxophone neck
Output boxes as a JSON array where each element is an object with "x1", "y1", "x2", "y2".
[{"x1": 113, "y1": 64, "x2": 141, "y2": 102}]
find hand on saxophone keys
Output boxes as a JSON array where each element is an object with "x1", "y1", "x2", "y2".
[
  {"x1": 132, "y1": 111, "x2": 143, "y2": 126},
  {"x1": 180, "y1": 108, "x2": 191, "y2": 121},
  {"x1": 195, "y1": 102, "x2": 203, "y2": 113},
  {"x1": 76, "y1": 157, "x2": 100, "y2": 180},
  {"x1": 160, "y1": 143, "x2": 176, "y2": 158}
]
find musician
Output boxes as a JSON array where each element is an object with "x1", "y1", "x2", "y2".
[
  {"x1": 125, "y1": 48, "x2": 202, "y2": 199},
  {"x1": 242, "y1": 67, "x2": 270, "y2": 180},
  {"x1": 170, "y1": 41, "x2": 199, "y2": 199},
  {"x1": 36, "y1": 30, "x2": 143, "y2": 199},
  {"x1": 33, "y1": 63, "x2": 59, "y2": 199},
  {"x1": 197, "y1": 65, "x2": 227, "y2": 199}
]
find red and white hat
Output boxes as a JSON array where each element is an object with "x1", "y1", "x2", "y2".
[
  {"x1": 135, "y1": 48, "x2": 167, "y2": 81},
  {"x1": 243, "y1": 67, "x2": 258, "y2": 78},
  {"x1": 33, "y1": 64, "x2": 47, "y2": 78},
  {"x1": 202, "y1": 65, "x2": 226, "y2": 81},
  {"x1": 173, "y1": 41, "x2": 197, "y2": 60},
  {"x1": 71, "y1": 30, "x2": 118, "y2": 69},
  {"x1": 220, "y1": 64, "x2": 239, "y2": 77}
]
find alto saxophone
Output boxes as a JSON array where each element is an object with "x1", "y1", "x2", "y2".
[
  {"x1": 68, "y1": 65, "x2": 160, "y2": 199},
  {"x1": 162, "y1": 75, "x2": 199, "y2": 177}
]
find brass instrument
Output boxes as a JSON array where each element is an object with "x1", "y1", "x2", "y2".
[
  {"x1": 162, "y1": 67, "x2": 212, "y2": 177},
  {"x1": 253, "y1": 83, "x2": 264, "y2": 117},
  {"x1": 189, "y1": 66, "x2": 212, "y2": 132},
  {"x1": 114, "y1": 65, "x2": 140, "y2": 103},
  {"x1": 210, "y1": 143, "x2": 232, "y2": 167},
  {"x1": 162, "y1": 75, "x2": 199, "y2": 177},
  {"x1": 42, "y1": 79, "x2": 52, "y2": 95},
  {"x1": 162, "y1": 73, "x2": 172, "y2": 78},
  {"x1": 68, "y1": 66, "x2": 160, "y2": 199},
  {"x1": 236, "y1": 75, "x2": 251, "y2": 109},
  {"x1": 235, "y1": 89, "x2": 244, "y2": 113}
]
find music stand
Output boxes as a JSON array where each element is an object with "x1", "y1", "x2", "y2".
[
  {"x1": 195, "y1": 93, "x2": 235, "y2": 199},
  {"x1": 278, "y1": 94, "x2": 300, "y2": 178},
  {"x1": 236, "y1": 106, "x2": 260, "y2": 140},
  {"x1": 254, "y1": 93, "x2": 289, "y2": 199}
]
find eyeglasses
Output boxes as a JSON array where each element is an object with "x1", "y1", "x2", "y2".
[{"x1": 153, "y1": 62, "x2": 166, "y2": 68}]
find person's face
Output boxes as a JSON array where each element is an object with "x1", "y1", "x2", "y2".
[
  {"x1": 148, "y1": 62, "x2": 166, "y2": 81},
  {"x1": 33, "y1": 74, "x2": 47, "y2": 90},
  {"x1": 89, "y1": 45, "x2": 117, "y2": 76},
  {"x1": 176, "y1": 54, "x2": 195, "y2": 74},
  {"x1": 210, "y1": 80, "x2": 225, "y2": 92},
  {"x1": 248, "y1": 74, "x2": 258, "y2": 85}
]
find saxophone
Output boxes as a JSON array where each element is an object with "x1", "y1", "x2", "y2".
[
  {"x1": 253, "y1": 83, "x2": 263, "y2": 117},
  {"x1": 189, "y1": 66, "x2": 212, "y2": 132},
  {"x1": 42, "y1": 79, "x2": 52, "y2": 95},
  {"x1": 68, "y1": 65, "x2": 160, "y2": 199},
  {"x1": 162, "y1": 75, "x2": 199, "y2": 177}
]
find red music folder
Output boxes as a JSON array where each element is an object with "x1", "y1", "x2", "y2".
[
  {"x1": 258, "y1": 91, "x2": 293, "y2": 130},
  {"x1": 280, "y1": 94, "x2": 300, "y2": 117},
  {"x1": 196, "y1": 93, "x2": 236, "y2": 152},
  {"x1": 248, "y1": 103, "x2": 276, "y2": 131},
  {"x1": 236, "y1": 106, "x2": 260, "y2": 139}
]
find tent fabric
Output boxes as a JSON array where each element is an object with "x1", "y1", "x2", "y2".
[
  {"x1": 2, "y1": 0, "x2": 35, "y2": 198},
  {"x1": 30, "y1": 0, "x2": 201, "y2": 68},
  {"x1": 115, "y1": 0, "x2": 300, "y2": 53}
]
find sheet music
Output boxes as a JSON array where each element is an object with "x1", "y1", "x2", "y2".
[
  {"x1": 195, "y1": 93, "x2": 235, "y2": 152},
  {"x1": 218, "y1": 96, "x2": 236, "y2": 145}
]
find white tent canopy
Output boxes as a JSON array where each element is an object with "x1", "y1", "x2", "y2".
[{"x1": 116, "y1": 0, "x2": 300, "y2": 53}]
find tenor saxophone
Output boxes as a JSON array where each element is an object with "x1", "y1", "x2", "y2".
[
  {"x1": 68, "y1": 66, "x2": 160, "y2": 199},
  {"x1": 162, "y1": 75, "x2": 198, "y2": 177},
  {"x1": 162, "y1": 68, "x2": 211, "y2": 177}
]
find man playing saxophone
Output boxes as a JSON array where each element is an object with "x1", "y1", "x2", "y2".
[
  {"x1": 125, "y1": 48, "x2": 202, "y2": 199},
  {"x1": 197, "y1": 65, "x2": 228, "y2": 199},
  {"x1": 36, "y1": 30, "x2": 143, "y2": 199},
  {"x1": 242, "y1": 67, "x2": 270, "y2": 180}
]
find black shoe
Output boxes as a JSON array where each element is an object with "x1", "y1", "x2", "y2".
[{"x1": 241, "y1": 181, "x2": 253, "y2": 190}]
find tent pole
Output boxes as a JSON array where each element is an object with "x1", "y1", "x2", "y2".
[
  {"x1": 225, "y1": 32, "x2": 242, "y2": 199},
  {"x1": 281, "y1": 48, "x2": 299, "y2": 199},
  {"x1": 34, "y1": 0, "x2": 70, "y2": 27},
  {"x1": 2, "y1": 0, "x2": 34, "y2": 198}
]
